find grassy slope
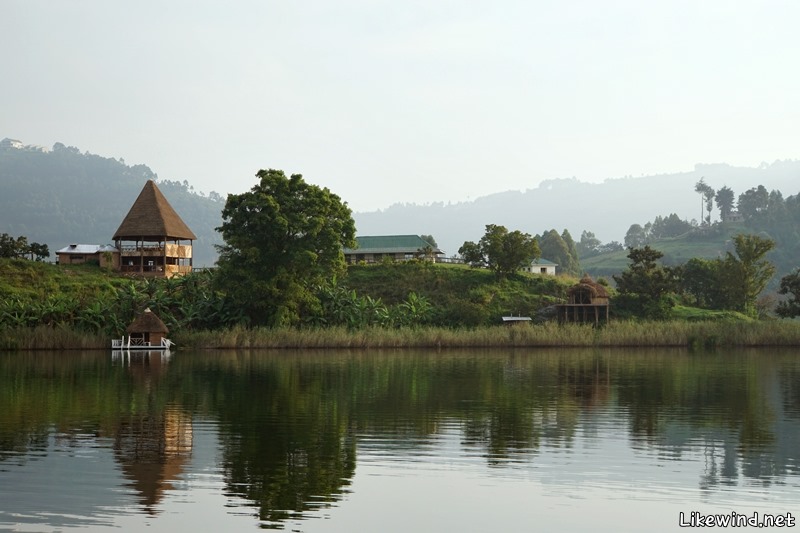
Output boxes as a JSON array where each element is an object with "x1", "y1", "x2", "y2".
[
  {"x1": 344, "y1": 261, "x2": 578, "y2": 325},
  {"x1": 580, "y1": 223, "x2": 750, "y2": 278},
  {"x1": 0, "y1": 258, "x2": 128, "y2": 302}
]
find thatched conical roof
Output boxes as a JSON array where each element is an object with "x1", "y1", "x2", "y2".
[
  {"x1": 568, "y1": 274, "x2": 610, "y2": 299},
  {"x1": 127, "y1": 308, "x2": 169, "y2": 334},
  {"x1": 113, "y1": 180, "x2": 197, "y2": 241}
]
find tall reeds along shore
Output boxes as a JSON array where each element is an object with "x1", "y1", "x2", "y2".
[
  {"x1": 2, "y1": 320, "x2": 798, "y2": 351},
  {"x1": 172, "y1": 320, "x2": 800, "y2": 350}
]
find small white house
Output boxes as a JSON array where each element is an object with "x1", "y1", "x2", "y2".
[
  {"x1": 521, "y1": 258, "x2": 557, "y2": 275},
  {"x1": 0, "y1": 138, "x2": 24, "y2": 150}
]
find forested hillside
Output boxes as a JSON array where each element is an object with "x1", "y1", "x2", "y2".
[
  {"x1": 354, "y1": 161, "x2": 800, "y2": 259},
  {"x1": 0, "y1": 143, "x2": 224, "y2": 266},
  {"x1": 581, "y1": 190, "x2": 800, "y2": 289}
]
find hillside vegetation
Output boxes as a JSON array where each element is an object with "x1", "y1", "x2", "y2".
[
  {"x1": 344, "y1": 261, "x2": 576, "y2": 326},
  {"x1": 581, "y1": 224, "x2": 749, "y2": 279},
  {"x1": 0, "y1": 144, "x2": 224, "y2": 266}
]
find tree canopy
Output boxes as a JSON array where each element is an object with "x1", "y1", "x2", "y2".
[
  {"x1": 537, "y1": 229, "x2": 579, "y2": 276},
  {"x1": 215, "y1": 169, "x2": 356, "y2": 326},
  {"x1": 723, "y1": 233, "x2": 775, "y2": 316},
  {"x1": 459, "y1": 224, "x2": 540, "y2": 278},
  {"x1": 715, "y1": 186, "x2": 735, "y2": 220},
  {"x1": 613, "y1": 246, "x2": 678, "y2": 320},
  {"x1": 776, "y1": 269, "x2": 800, "y2": 318},
  {"x1": 0, "y1": 233, "x2": 49, "y2": 261},
  {"x1": 695, "y1": 178, "x2": 715, "y2": 225}
]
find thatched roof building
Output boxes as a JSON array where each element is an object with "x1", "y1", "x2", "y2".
[
  {"x1": 567, "y1": 275, "x2": 610, "y2": 305},
  {"x1": 127, "y1": 308, "x2": 169, "y2": 335},
  {"x1": 114, "y1": 180, "x2": 196, "y2": 277},
  {"x1": 557, "y1": 275, "x2": 610, "y2": 325},
  {"x1": 114, "y1": 180, "x2": 196, "y2": 241}
]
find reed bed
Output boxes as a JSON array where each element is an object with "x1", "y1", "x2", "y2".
[
  {"x1": 174, "y1": 320, "x2": 800, "y2": 350},
  {"x1": 0, "y1": 326, "x2": 106, "y2": 351},
  {"x1": 2, "y1": 320, "x2": 798, "y2": 351}
]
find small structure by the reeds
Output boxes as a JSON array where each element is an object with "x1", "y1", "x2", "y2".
[
  {"x1": 557, "y1": 275, "x2": 610, "y2": 325},
  {"x1": 127, "y1": 308, "x2": 169, "y2": 346}
]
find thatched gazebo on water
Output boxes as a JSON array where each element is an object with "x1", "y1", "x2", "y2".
[{"x1": 126, "y1": 308, "x2": 170, "y2": 347}]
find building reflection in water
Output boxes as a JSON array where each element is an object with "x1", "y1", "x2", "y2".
[{"x1": 110, "y1": 350, "x2": 193, "y2": 515}]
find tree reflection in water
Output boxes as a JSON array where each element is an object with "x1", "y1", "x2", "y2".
[{"x1": 0, "y1": 348, "x2": 799, "y2": 529}]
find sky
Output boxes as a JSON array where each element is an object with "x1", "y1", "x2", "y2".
[{"x1": 2, "y1": 0, "x2": 800, "y2": 213}]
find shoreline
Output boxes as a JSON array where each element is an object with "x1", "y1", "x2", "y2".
[{"x1": 3, "y1": 320, "x2": 800, "y2": 351}]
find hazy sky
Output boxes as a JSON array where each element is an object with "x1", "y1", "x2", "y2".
[{"x1": 3, "y1": 1, "x2": 799, "y2": 212}]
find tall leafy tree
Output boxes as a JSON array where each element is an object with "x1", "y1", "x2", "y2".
[
  {"x1": 560, "y1": 229, "x2": 581, "y2": 275},
  {"x1": 624, "y1": 223, "x2": 648, "y2": 248},
  {"x1": 479, "y1": 224, "x2": 540, "y2": 278},
  {"x1": 649, "y1": 214, "x2": 692, "y2": 239},
  {"x1": 714, "y1": 186, "x2": 735, "y2": 221},
  {"x1": 613, "y1": 246, "x2": 678, "y2": 320},
  {"x1": 722, "y1": 233, "x2": 775, "y2": 317},
  {"x1": 695, "y1": 178, "x2": 715, "y2": 225},
  {"x1": 737, "y1": 185, "x2": 769, "y2": 220},
  {"x1": 776, "y1": 269, "x2": 800, "y2": 318},
  {"x1": 680, "y1": 258, "x2": 724, "y2": 309},
  {"x1": 577, "y1": 230, "x2": 602, "y2": 258},
  {"x1": 538, "y1": 229, "x2": 579, "y2": 276},
  {"x1": 457, "y1": 240, "x2": 484, "y2": 268},
  {"x1": 459, "y1": 224, "x2": 539, "y2": 278},
  {"x1": 215, "y1": 169, "x2": 356, "y2": 326}
]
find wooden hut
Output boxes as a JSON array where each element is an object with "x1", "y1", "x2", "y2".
[
  {"x1": 126, "y1": 308, "x2": 170, "y2": 347},
  {"x1": 557, "y1": 275, "x2": 610, "y2": 325},
  {"x1": 113, "y1": 180, "x2": 197, "y2": 278}
]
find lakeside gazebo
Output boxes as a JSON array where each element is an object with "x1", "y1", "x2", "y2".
[
  {"x1": 126, "y1": 308, "x2": 169, "y2": 346},
  {"x1": 113, "y1": 180, "x2": 197, "y2": 278}
]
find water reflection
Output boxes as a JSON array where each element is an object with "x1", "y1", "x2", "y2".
[
  {"x1": 114, "y1": 405, "x2": 193, "y2": 514},
  {"x1": 0, "y1": 348, "x2": 798, "y2": 531}
]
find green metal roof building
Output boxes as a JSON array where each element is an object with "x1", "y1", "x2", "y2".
[{"x1": 344, "y1": 235, "x2": 443, "y2": 263}]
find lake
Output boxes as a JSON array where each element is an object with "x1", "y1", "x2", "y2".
[{"x1": 0, "y1": 348, "x2": 798, "y2": 532}]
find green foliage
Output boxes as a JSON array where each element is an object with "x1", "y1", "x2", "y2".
[
  {"x1": 0, "y1": 259, "x2": 242, "y2": 335},
  {"x1": 215, "y1": 169, "x2": 356, "y2": 327},
  {"x1": 676, "y1": 234, "x2": 775, "y2": 317},
  {"x1": 459, "y1": 224, "x2": 540, "y2": 278},
  {"x1": 624, "y1": 223, "x2": 648, "y2": 248},
  {"x1": 577, "y1": 230, "x2": 602, "y2": 259},
  {"x1": 420, "y1": 234, "x2": 438, "y2": 247},
  {"x1": 458, "y1": 241, "x2": 484, "y2": 267},
  {"x1": 624, "y1": 215, "x2": 693, "y2": 249},
  {"x1": 715, "y1": 186, "x2": 735, "y2": 220},
  {"x1": 738, "y1": 185, "x2": 769, "y2": 220},
  {"x1": 680, "y1": 258, "x2": 726, "y2": 309},
  {"x1": 613, "y1": 246, "x2": 679, "y2": 320},
  {"x1": 0, "y1": 233, "x2": 48, "y2": 260},
  {"x1": 650, "y1": 214, "x2": 693, "y2": 239},
  {"x1": 776, "y1": 269, "x2": 800, "y2": 318},
  {"x1": 695, "y1": 178, "x2": 715, "y2": 224},
  {"x1": 537, "y1": 229, "x2": 579, "y2": 276},
  {"x1": 0, "y1": 145, "x2": 223, "y2": 266},
  {"x1": 343, "y1": 261, "x2": 572, "y2": 327},
  {"x1": 723, "y1": 234, "x2": 776, "y2": 317}
]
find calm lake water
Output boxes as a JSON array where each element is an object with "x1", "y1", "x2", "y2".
[{"x1": 0, "y1": 348, "x2": 798, "y2": 532}]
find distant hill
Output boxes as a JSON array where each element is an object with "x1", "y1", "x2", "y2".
[
  {"x1": 4, "y1": 140, "x2": 800, "y2": 277},
  {"x1": 353, "y1": 161, "x2": 800, "y2": 259},
  {"x1": 0, "y1": 142, "x2": 224, "y2": 266}
]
